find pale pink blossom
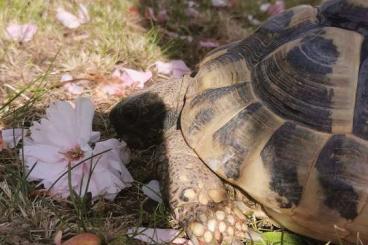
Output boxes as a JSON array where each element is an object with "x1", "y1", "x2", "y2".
[
  {"x1": 22, "y1": 97, "x2": 133, "y2": 200},
  {"x1": 5, "y1": 23, "x2": 37, "y2": 42},
  {"x1": 112, "y1": 67, "x2": 152, "y2": 89},
  {"x1": 56, "y1": 4, "x2": 90, "y2": 29},
  {"x1": 127, "y1": 228, "x2": 191, "y2": 244},
  {"x1": 155, "y1": 60, "x2": 191, "y2": 78},
  {"x1": 142, "y1": 180, "x2": 162, "y2": 203}
]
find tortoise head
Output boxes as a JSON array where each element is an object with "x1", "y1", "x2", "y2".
[{"x1": 109, "y1": 76, "x2": 190, "y2": 149}]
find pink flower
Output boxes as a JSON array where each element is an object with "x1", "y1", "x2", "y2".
[{"x1": 22, "y1": 97, "x2": 133, "y2": 200}]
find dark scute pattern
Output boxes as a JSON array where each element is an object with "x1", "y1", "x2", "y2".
[
  {"x1": 316, "y1": 135, "x2": 360, "y2": 220},
  {"x1": 238, "y1": 7, "x2": 319, "y2": 65},
  {"x1": 188, "y1": 108, "x2": 215, "y2": 135},
  {"x1": 287, "y1": 34, "x2": 339, "y2": 75},
  {"x1": 252, "y1": 30, "x2": 336, "y2": 132},
  {"x1": 361, "y1": 38, "x2": 368, "y2": 63},
  {"x1": 320, "y1": 0, "x2": 368, "y2": 35},
  {"x1": 261, "y1": 122, "x2": 304, "y2": 209},
  {"x1": 353, "y1": 57, "x2": 368, "y2": 139},
  {"x1": 213, "y1": 102, "x2": 262, "y2": 179},
  {"x1": 189, "y1": 82, "x2": 250, "y2": 108}
]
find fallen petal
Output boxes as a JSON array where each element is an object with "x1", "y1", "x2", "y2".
[
  {"x1": 56, "y1": 7, "x2": 81, "y2": 29},
  {"x1": 60, "y1": 74, "x2": 84, "y2": 95},
  {"x1": 142, "y1": 180, "x2": 162, "y2": 203},
  {"x1": 259, "y1": 3, "x2": 271, "y2": 12},
  {"x1": 112, "y1": 67, "x2": 152, "y2": 88},
  {"x1": 211, "y1": 0, "x2": 230, "y2": 7},
  {"x1": 100, "y1": 84, "x2": 125, "y2": 96},
  {"x1": 199, "y1": 40, "x2": 220, "y2": 48},
  {"x1": 185, "y1": 7, "x2": 200, "y2": 18},
  {"x1": 155, "y1": 60, "x2": 191, "y2": 78},
  {"x1": 127, "y1": 228, "x2": 189, "y2": 244},
  {"x1": 77, "y1": 4, "x2": 90, "y2": 24},
  {"x1": 60, "y1": 73, "x2": 73, "y2": 82},
  {"x1": 262, "y1": 0, "x2": 285, "y2": 16},
  {"x1": 54, "y1": 230, "x2": 63, "y2": 245},
  {"x1": 62, "y1": 233, "x2": 101, "y2": 245},
  {"x1": 5, "y1": 23, "x2": 37, "y2": 42},
  {"x1": 64, "y1": 83, "x2": 84, "y2": 95}
]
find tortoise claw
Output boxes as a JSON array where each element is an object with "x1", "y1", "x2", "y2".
[{"x1": 186, "y1": 202, "x2": 248, "y2": 245}]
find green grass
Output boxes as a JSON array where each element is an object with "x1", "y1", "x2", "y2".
[{"x1": 0, "y1": 0, "x2": 341, "y2": 244}]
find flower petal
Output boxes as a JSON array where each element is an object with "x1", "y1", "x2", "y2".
[
  {"x1": 5, "y1": 23, "x2": 37, "y2": 42},
  {"x1": 155, "y1": 60, "x2": 191, "y2": 78},
  {"x1": 77, "y1": 4, "x2": 90, "y2": 24},
  {"x1": 127, "y1": 228, "x2": 189, "y2": 244},
  {"x1": 142, "y1": 180, "x2": 162, "y2": 203},
  {"x1": 100, "y1": 83, "x2": 125, "y2": 96},
  {"x1": 23, "y1": 144, "x2": 64, "y2": 164},
  {"x1": 112, "y1": 67, "x2": 152, "y2": 88},
  {"x1": 65, "y1": 83, "x2": 84, "y2": 95},
  {"x1": 1, "y1": 128, "x2": 26, "y2": 149},
  {"x1": 74, "y1": 97, "x2": 95, "y2": 145},
  {"x1": 76, "y1": 139, "x2": 133, "y2": 200},
  {"x1": 56, "y1": 7, "x2": 81, "y2": 29},
  {"x1": 211, "y1": 0, "x2": 230, "y2": 7},
  {"x1": 199, "y1": 40, "x2": 220, "y2": 49}
]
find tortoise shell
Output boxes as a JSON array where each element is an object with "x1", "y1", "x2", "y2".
[{"x1": 180, "y1": 0, "x2": 368, "y2": 243}]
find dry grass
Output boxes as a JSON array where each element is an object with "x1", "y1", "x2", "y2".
[{"x1": 0, "y1": 0, "x2": 329, "y2": 244}]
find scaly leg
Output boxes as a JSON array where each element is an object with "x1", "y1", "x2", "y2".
[
  {"x1": 110, "y1": 78, "x2": 248, "y2": 244},
  {"x1": 159, "y1": 129, "x2": 247, "y2": 244}
]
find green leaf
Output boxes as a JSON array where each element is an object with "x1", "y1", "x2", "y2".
[{"x1": 254, "y1": 231, "x2": 307, "y2": 245}]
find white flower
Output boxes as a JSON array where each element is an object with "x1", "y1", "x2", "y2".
[{"x1": 22, "y1": 97, "x2": 133, "y2": 200}]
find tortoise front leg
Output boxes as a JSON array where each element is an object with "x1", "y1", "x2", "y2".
[{"x1": 160, "y1": 129, "x2": 247, "y2": 244}]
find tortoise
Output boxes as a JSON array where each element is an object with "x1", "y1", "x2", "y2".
[{"x1": 110, "y1": 0, "x2": 368, "y2": 244}]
